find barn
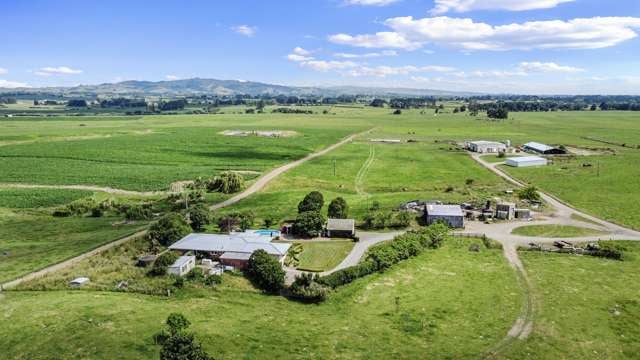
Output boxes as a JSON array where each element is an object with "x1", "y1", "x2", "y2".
[
  {"x1": 424, "y1": 204, "x2": 464, "y2": 228},
  {"x1": 523, "y1": 142, "x2": 566, "y2": 155},
  {"x1": 505, "y1": 156, "x2": 548, "y2": 167}
]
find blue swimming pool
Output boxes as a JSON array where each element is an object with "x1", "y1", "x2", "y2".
[{"x1": 254, "y1": 229, "x2": 280, "y2": 236}]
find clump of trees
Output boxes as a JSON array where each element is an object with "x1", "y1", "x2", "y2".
[
  {"x1": 148, "y1": 213, "x2": 191, "y2": 246},
  {"x1": 188, "y1": 204, "x2": 213, "y2": 232},
  {"x1": 361, "y1": 210, "x2": 413, "y2": 230},
  {"x1": 67, "y1": 99, "x2": 87, "y2": 107},
  {"x1": 294, "y1": 191, "x2": 326, "y2": 237},
  {"x1": 246, "y1": 249, "x2": 285, "y2": 293},
  {"x1": 327, "y1": 197, "x2": 348, "y2": 219},
  {"x1": 154, "y1": 313, "x2": 214, "y2": 360},
  {"x1": 217, "y1": 211, "x2": 254, "y2": 232},
  {"x1": 206, "y1": 172, "x2": 244, "y2": 194},
  {"x1": 487, "y1": 107, "x2": 509, "y2": 119}
]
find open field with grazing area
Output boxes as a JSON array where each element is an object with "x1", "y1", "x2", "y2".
[
  {"x1": 504, "y1": 242, "x2": 640, "y2": 358},
  {"x1": 511, "y1": 224, "x2": 607, "y2": 238},
  {"x1": 2, "y1": 107, "x2": 640, "y2": 359},
  {"x1": 0, "y1": 237, "x2": 522, "y2": 359}
]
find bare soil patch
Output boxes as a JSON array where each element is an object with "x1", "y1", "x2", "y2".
[{"x1": 220, "y1": 130, "x2": 299, "y2": 138}]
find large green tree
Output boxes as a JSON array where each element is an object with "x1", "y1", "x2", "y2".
[
  {"x1": 148, "y1": 213, "x2": 191, "y2": 246},
  {"x1": 188, "y1": 204, "x2": 212, "y2": 232},
  {"x1": 155, "y1": 313, "x2": 213, "y2": 360},
  {"x1": 327, "y1": 197, "x2": 349, "y2": 219},
  {"x1": 298, "y1": 191, "x2": 324, "y2": 213},
  {"x1": 293, "y1": 211, "x2": 325, "y2": 238},
  {"x1": 246, "y1": 249, "x2": 285, "y2": 293}
]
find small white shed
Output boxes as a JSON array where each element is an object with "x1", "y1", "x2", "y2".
[
  {"x1": 69, "y1": 277, "x2": 90, "y2": 287},
  {"x1": 505, "y1": 156, "x2": 548, "y2": 168},
  {"x1": 168, "y1": 255, "x2": 196, "y2": 277}
]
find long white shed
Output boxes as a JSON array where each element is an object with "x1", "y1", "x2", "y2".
[{"x1": 505, "y1": 156, "x2": 548, "y2": 167}]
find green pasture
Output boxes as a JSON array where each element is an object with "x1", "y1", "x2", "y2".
[
  {"x1": 511, "y1": 224, "x2": 607, "y2": 238},
  {"x1": 506, "y1": 242, "x2": 640, "y2": 358},
  {"x1": 294, "y1": 240, "x2": 355, "y2": 272},
  {"x1": 0, "y1": 238, "x2": 521, "y2": 359}
]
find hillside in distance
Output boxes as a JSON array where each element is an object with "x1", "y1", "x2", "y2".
[{"x1": 0, "y1": 78, "x2": 480, "y2": 97}]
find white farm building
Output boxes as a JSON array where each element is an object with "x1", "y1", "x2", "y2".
[
  {"x1": 505, "y1": 156, "x2": 548, "y2": 168},
  {"x1": 467, "y1": 141, "x2": 507, "y2": 154}
]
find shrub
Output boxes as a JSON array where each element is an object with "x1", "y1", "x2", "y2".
[
  {"x1": 246, "y1": 249, "x2": 285, "y2": 293},
  {"x1": 188, "y1": 204, "x2": 212, "y2": 232},
  {"x1": 298, "y1": 191, "x2": 324, "y2": 213},
  {"x1": 518, "y1": 186, "x2": 541, "y2": 202},
  {"x1": 154, "y1": 314, "x2": 213, "y2": 360},
  {"x1": 173, "y1": 277, "x2": 185, "y2": 288},
  {"x1": 186, "y1": 267, "x2": 205, "y2": 282},
  {"x1": 465, "y1": 178, "x2": 475, "y2": 185},
  {"x1": 90, "y1": 207, "x2": 104, "y2": 218},
  {"x1": 207, "y1": 171, "x2": 244, "y2": 194},
  {"x1": 204, "y1": 274, "x2": 222, "y2": 286},
  {"x1": 327, "y1": 197, "x2": 349, "y2": 219},
  {"x1": 288, "y1": 273, "x2": 329, "y2": 303},
  {"x1": 148, "y1": 213, "x2": 191, "y2": 247},
  {"x1": 149, "y1": 252, "x2": 178, "y2": 276},
  {"x1": 293, "y1": 211, "x2": 325, "y2": 238},
  {"x1": 125, "y1": 204, "x2": 152, "y2": 221}
]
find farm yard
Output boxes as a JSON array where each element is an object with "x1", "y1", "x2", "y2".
[{"x1": 2, "y1": 106, "x2": 640, "y2": 359}]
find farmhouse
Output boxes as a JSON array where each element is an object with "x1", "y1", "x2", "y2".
[
  {"x1": 424, "y1": 204, "x2": 464, "y2": 228},
  {"x1": 168, "y1": 231, "x2": 290, "y2": 269},
  {"x1": 523, "y1": 142, "x2": 566, "y2": 155},
  {"x1": 505, "y1": 156, "x2": 548, "y2": 167},
  {"x1": 326, "y1": 218, "x2": 356, "y2": 238},
  {"x1": 168, "y1": 255, "x2": 196, "y2": 277},
  {"x1": 467, "y1": 141, "x2": 507, "y2": 153}
]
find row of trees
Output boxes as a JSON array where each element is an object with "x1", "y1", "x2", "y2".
[{"x1": 293, "y1": 192, "x2": 350, "y2": 237}]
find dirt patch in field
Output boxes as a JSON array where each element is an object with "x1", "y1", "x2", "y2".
[
  {"x1": 565, "y1": 146, "x2": 614, "y2": 156},
  {"x1": 220, "y1": 130, "x2": 299, "y2": 138}
]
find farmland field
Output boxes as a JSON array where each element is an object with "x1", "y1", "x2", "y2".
[
  {"x1": 2, "y1": 108, "x2": 640, "y2": 359},
  {"x1": 505, "y1": 242, "x2": 640, "y2": 358},
  {"x1": 511, "y1": 224, "x2": 606, "y2": 238},
  {"x1": 0, "y1": 238, "x2": 522, "y2": 359}
]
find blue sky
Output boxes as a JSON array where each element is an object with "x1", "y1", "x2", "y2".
[{"x1": 1, "y1": 0, "x2": 640, "y2": 94}]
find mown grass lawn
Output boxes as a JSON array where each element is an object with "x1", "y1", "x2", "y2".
[
  {"x1": 295, "y1": 240, "x2": 354, "y2": 272},
  {"x1": 506, "y1": 242, "x2": 640, "y2": 359},
  {"x1": 511, "y1": 224, "x2": 607, "y2": 238},
  {"x1": 0, "y1": 238, "x2": 522, "y2": 359}
]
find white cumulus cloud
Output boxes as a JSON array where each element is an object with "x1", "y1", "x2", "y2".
[
  {"x1": 343, "y1": 65, "x2": 456, "y2": 77},
  {"x1": 0, "y1": 79, "x2": 29, "y2": 88},
  {"x1": 344, "y1": 0, "x2": 400, "y2": 6},
  {"x1": 165, "y1": 75, "x2": 181, "y2": 80},
  {"x1": 0, "y1": 68, "x2": 7, "y2": 75},
  {"x1": 232, "y1": 25, "x2": 257, "y2": 37},
  {"x1": 517, "y1": 61, "x2": 584, "y2": 73},
  {"x1": 334, "y1": 50, "x2": 398, "y2": 58},
  {"x1": 329, "y1": 16, "x2": 640, "y2": 51},
  {"x1": 293, "y1": 47, "x2": 312, "y2": 56},
  {"x1": 431, "y1": 0, "x2": 574, "y2": 14},
  {"x1": 34, "y1": 66, "x2": 83, "y2": 76}
]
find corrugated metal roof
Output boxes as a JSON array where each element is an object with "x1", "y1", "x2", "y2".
[
  {"x1": 524, "y1": 142, "x2": 554, "y2": 152},
  {"x1": 470, "y1": 141, "x2": 506, "y2": 146},
  {"x1": 169, "y1": 232, "x2": 290, "y2": 256},
  {"x1": 219, "y1": 252, "x2": 252, "y2": 260},
  {"x1": 426, "y1": 205, "x2": 463, "y2": 217},
  {"x1": 327, "y1": 218, "x2": 355, "y2": 231},
  {"x1": 506, "y1": 156, "x2": 547, "y2": 163},
  {"x1": 169, "y1": 255, "x2": 195, "y2": 268}
]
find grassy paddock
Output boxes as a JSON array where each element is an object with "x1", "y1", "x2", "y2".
[
  {"x1": 0, "y1": 188, "x2": 93, "y2": 208},
  {"x1": 511, "y1": 224, "x2": 607, "y2": 238},
  {"x1": 506, "y1": 242, "x2": 640, "y2": 358},
  {"x1": 0, "y1": 238, "x2": 522, "y2": 359}
]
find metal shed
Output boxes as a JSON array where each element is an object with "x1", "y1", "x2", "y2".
[
  {"x1": 505, "y1": 156, "x2": 548, "y2": 167},
  {"x1": 523, "y1": 142, "x2": 566, "y2": 155},
  {"x1": 467, "y1": 141, "x2": 507, "y2": 154},
  {"x1": 424, "y1": 205, "x2": 464, "y2": 228},
  {"x1": 326, "y1": 219, "x2": 356, "y2": 238}
]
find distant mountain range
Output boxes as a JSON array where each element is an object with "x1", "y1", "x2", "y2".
[{"x1": 0, "y1": 78, "x2": 480, "y2": 97}]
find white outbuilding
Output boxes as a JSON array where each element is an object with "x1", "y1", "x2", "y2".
[
  {"x1": 168, "y1": 255, "x2": 196, "y2": 277},
  {"x1": 467, "y1": 141, "x2": 507, "y2": 154},
  {"x1": 505, "y1": 156, "x2": 548, "y2": 168}
]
